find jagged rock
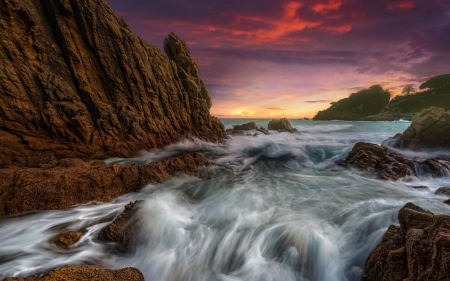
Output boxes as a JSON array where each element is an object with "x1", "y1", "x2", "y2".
[
  {"x1": 55, "y1": 231, "x2": 83, "y2": 248},
  {"x1": 0, "y1": 0, "x2": 225, "y2": 168},
  {"x1": 256, "y1": 127, "x2": 270, "y2": 135},
  {"x1": 344, "y1": 142, "x2": 414, "y2": 180},
  {"x1": 383, "y1": 107, "x2": 450, "y2": 150},
  {"x1": 4, "y1": 265, "x2": 144, "y2": 281},
  {"x1": 363, "y1": 203, "x2": 450, "y2": 281},
  {"x1": 435, "y1": 187, "x2": 450, "y2": 197},
  {"x1": 0, "y1": 153, "x2": 207, "y2": 217},
  {"x1": 344, "y1": 142, "x2": 450, "y2": 180},
  {"x1": 314, "y1": 85, "x2": 390, "y2": 121},
  {"x1": 233, "y1": 122, "x2": 258, "y2": 130},
  {"x1": 226, "y1": 129, "x2": 245, "y2": 136},
  {"x1": 268, "y1": 119, "x2": 299, "y2": 133},
  {"x1": 98, "y1": 201, "x2": 143, "y2": 251}
]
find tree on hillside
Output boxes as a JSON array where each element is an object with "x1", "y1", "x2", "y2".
[
  {"x1": 419, "y1": 74, "x2": 450, "y2": 90},
  {"x1": 402, "y1": 84, "x2": 415, "y2": 95}
]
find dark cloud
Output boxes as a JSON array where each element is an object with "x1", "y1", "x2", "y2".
[{"x1": 266, "y1": 107, "x2": 286, "y2": 110}]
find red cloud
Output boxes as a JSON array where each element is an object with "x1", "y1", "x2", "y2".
[
  {"x1": 386, "y1": 1, "x2": 415, "y2": 10},
  {"x1": 311, "y1": 0, "x2": 343, "y2": 14}
]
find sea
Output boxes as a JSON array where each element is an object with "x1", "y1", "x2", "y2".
[{"x1": 1, "y1": 119, "x2": 450, "y2": 281}]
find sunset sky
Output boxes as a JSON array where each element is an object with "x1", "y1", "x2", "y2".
[{"x1": 107, "y1": 0, "x2": 450, "y2": 118}]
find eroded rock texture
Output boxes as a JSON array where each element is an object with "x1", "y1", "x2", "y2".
[
  {"x1": 4, "y1": 265, "x2": 144, "y2": 281},
  {"x1": 344, "y1": 142, "x2": 450, "y2": 180},
  {"x1": 383, "y1": 107, "x2": 450, "y2": 150},
  {"x1": 268, "y1": 118, "x2": 299, "y2": 133},
  {"x1": 0, "y1": 0, "x2": 225, "y2": 168},
  {"x1": 0, "y1": 153, "x2": 207, "y2": 216},
  {"x1": 363, "y1": 203, "x2": 450, "y2": 281}
]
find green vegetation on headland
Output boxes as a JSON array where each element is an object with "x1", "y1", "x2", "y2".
[
  {"x1": 313, "y1": 85, "x2": 390, "y2": 121},
  {"x1": 313, "y1": 74, "x2": 450, "y2": 121}
]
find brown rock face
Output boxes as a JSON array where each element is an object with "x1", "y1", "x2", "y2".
[
  {"x1": 4, "y1": 265, "x2": 144, "y2": 281},
  {"x1": 98, "y1": 200, "x2": 143, "y2": 251},
  {"x1": 363, "y1": 203, "x2": 450, "y2": 281},
  {"x1": 344, "y1": 142, "x2": 450, "y2": 180},
  {"x1": 0, "y1": 153, "x2": 207, "y2": 217},
  {"x1": 383, "y1": 107, "x2": 450, "y2": 150},
  {"x1": 0, "y1": 0, "x2": 225, "y2": 168},
  {"x1": 233, "y1": 122, "x2": 258, "y2": 130},
  {"x1": 55, "y1": 231, "x2": 83, "y2": 248},
  {"x1": 268, "y1": 118, "x2": 299, "y2": 133}
]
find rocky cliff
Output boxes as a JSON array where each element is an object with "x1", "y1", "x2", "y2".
[
  {"x1": 313, "y1": 85, "x2": 390, "y2": 121},
  {"x1": 383, "y1": 107, "x2": 450, "y2": 150},
  {"x1": 0, "y1": 0, "x2": 225, "y2": 168}
]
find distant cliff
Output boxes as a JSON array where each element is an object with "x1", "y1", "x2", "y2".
[
  {"x1": 313, "y1": 85, "x2": 390, "y2": 121},
  {"x1": 0, "y1": 0, "x2": 225, "y2": 167}
]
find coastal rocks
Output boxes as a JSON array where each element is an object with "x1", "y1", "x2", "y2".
[
  {"x1": 226, "y1": 129, "x2": 245, "y2": 136},
  {"x1": 233, "y1": 122, "x2": 258, "y2": 130},
  {"x1": 344, "y1": 142, "x2": 414, "y2": 180},
  {"x1": 0, "y1": 0, "x2": 225, "y2": 168},
  {"x1": 363, "y1": 203, "x2": 450, "y2": 281},
  {"x1": 0, "y1": 153, "x2": 207, "y2": 217},
  {"x1": 257, "y1": 127, "x2": 270, "y2": 135},
  {"x1": 98, "y1": 201, "x2": 143, "y2": 251},
  {"x1": 268, "y1": 118, "x2": 299, "y2": 133},
  {"x1": 435, "y1": 187, "x2": 450, "y2": 197},
  {"x1": 313, "y1": 85, "x2": 390, "y2": 121},
  {"x1": 383, "y1": 107, "x2": 450, "y2": 150},
  {"x1": 4, "y1": 265, "x2": 144, "y2": 281},
  {"x1": 55, "y1": 231, "x2": 83, "y2": 248}
]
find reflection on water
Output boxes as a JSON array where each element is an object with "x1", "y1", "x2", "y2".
[{"x1": 1, "y1": 120, "x2": 450, "y2": 281}]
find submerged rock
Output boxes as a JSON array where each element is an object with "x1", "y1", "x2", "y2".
[
  {"x1": 383, "y1": 107, "x2": 450, "y2": 150},
  {"x1": 226, "y1": 129, "x2": 245, "y2": 136},
  {"x1": 4, "y1": 265, "x2": 144, "y2": 281},
  {"x1": 55, "y1": 231, "x2": 83, "y2": 248},
  {"x1": 268, "y1": 119, "x2": 299, "y2": 133},
  {"x1": 256, "y1": 127, "x2": 270, "y2": 135},
  {"x1": 363, "y1": 203, "x2": 450, "y2": 281},
  {"x1": 344, "y1": 142, "x2": 450, "y2": 180},
  {"x1": 98, "y1": 201, "x2": 143, "y2": 251},
  {"x1": 0, "y1": 153, "x2": 207, "y2": 217},
  {"x1": 0, "y1": 0, "x2": 225, "y2": 168},
  {"x1": 435, "y1": 187, "x2": 450, "y2": 197},
  {"x1": 233, "y1": 122, "x2": 258, "y2": 130}
]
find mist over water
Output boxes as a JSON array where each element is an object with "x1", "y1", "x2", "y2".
[{"x1": 1, "y1": 120, "x2": 450, "y2": 281}]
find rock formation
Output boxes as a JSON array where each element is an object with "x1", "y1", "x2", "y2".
[
  {"x1": 383, "y1": 107, "x2": 450, "y2": 150},
  {"x1": 0, "y1": 0, "x2": 225, "y2": 168},
  {"x1": 344, "y1": 142, "x2": 450, "y2": 180},
  {"x1": 55, "y1": 231, "x2": 83, "y2": 248},
  {"x1": 313, "y1": 85, "x2": 390, "y2": 121},
  {"x1": 363, "y1": 203, "x2": 450, "y2": 281},
  {"x1": 4, "y1": 265, "x2": 144, "y2": 281},
  {"x1": 0, "y1": 153, "x2": 207, "y2": 217},
  {"x1": 268, "y1": 118, "x2": 299, "y2": 133},
  {"x1": 98, "y1": 200, "x2": 143, "y2": 251},
  {"x1": 233, "y1": 122, "x2": 258, "y2": 130}
]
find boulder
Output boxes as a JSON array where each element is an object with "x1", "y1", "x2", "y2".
[
  {"x1": 268, "y1": 119, "x2": 299, "y2": 133},
  {"x1": 0, "y1": 0, "x2": 225, "y2": 168},
  {"x1": 233, "y1": 122, "x2": 258, "y2": 130},
  {"x1": 226, "y1": 129, "x2": 245, "y2": 136},
  {"x1": 0, "y1": 153, "x2": 207, "y2": 217},
  {"x1": 383, "y1": 107, "x2": 450, "y2": 150},
  {"x1": 256, "y1": 127, "x2": 270, "y2": 135},
  {"x1": 98, "y1": 201, "x2": 143, "y2": 251},
  {"x1": 4, "y1": 265, "x2": 144, "y2": 281},
  {"x1": 55, "y1": 231, "x2": 83, "y2": 248},
  {"x1": 435, "y1": 187, "x2": 450, "y2": 197},
  {"x1": 363, "y1": 203, "x2": 450, "y2": 281},
  {"x1": 344, "y1": 142, "x2": 450, "y2": 180}
]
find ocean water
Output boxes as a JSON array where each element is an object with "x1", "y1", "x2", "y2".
[{"x1": 1, "y1": 119, "x2": 450, "y2": 281}]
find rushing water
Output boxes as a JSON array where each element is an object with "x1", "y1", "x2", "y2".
[{"x1": 1, "y1": 120, "x2": 450, "y2": 281}]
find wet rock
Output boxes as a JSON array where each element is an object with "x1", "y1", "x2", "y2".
[
  {"x1": 226, "y1": 129, "x2": 245, "y2": 136},
  {"x1": 383, "y1": 107, "x2": 450, "y2": 150},
  {"x1": 345, "y1": 142, "x2": 450, "y2": 180},
  {"x1": 435, "y1": 187, "x2": 450, "y2": 197},
  {"x1": 0, "y1": 153, "x2": 207, "y2": 217},
  {"x1": 0, "y1": 0, "x2": 225, "y2": 169},
  {"x1": 410, "y1": 186, "x2": 429, "y2": 190},
  {"x1": 344, "y1": 142, "x2": 414, "y2": 180},
  {"x1": 444, "y1": 199, "x2": 450, "y2": 205},
  {"x1": 363, "y1": 202, "x2": 450, "y2": 281},
  {"x1": 256, "y1": 127, "x2": 270, "y2": 135},
  {"x1": 98, "y1": 201, "x2": 143, "y2": 251},
  {"x1": 233, "y1": 122, "x2": 258, "y2": 130},
  {"x1": 268, "y1": 119, "x2": 299, "y2": 133},
  {"x1": 4, "y1": 265, "x2": 144, "y2": 281},
  {"x1": 55, "y1": 231, "x2": 83, "y2": 248}
]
